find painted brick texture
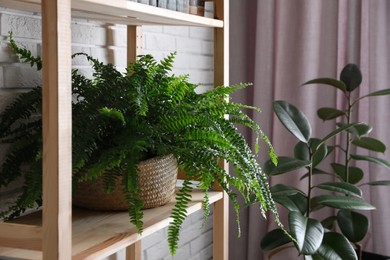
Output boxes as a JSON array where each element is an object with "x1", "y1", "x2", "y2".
[{"x1": 0, "y1": 7, "x2": 214, "y2": 260}]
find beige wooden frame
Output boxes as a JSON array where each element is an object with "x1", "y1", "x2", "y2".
[{"x1": 0, "y1": 1, "x2": 229, "y2": 259}]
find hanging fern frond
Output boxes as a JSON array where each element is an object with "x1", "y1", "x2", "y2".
[
  {"x1": 168, "y1": 178, "x2": 193, "y2": 255},
  {"x1": 8, "y1": 32, "x2": 42, "y2": 70}
]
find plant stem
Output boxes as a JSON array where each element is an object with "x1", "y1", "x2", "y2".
[
  {"x1": 307, "y1": 144, "x2": 313, "y2": 218},
  {"x1": 345, "y1": 93, "x2": 352, "y2": 183}
]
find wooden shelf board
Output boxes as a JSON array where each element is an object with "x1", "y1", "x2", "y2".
[
  {"x1": 0, "y1": 190, "x2": 223, "y2": 260},
  {"x1": 0, "y1": 0, "x2": 223, "y2": 27}
]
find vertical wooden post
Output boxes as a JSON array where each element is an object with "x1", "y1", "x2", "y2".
[
  {"x1": 41, "y1": 0, "x2": 72, "y2": 259},
  {"x1": 125, "y1": 25, "x2": 143, "y2": 260},
  {"x1": 127, "y1": 26, "x2": 143, "y2": 63},
  {"x1": 126, "y1": 241, "x2": 142, "y2": 260},
  {"x1": 213, "y1": 0, "x2": 229, "y2": 259}
]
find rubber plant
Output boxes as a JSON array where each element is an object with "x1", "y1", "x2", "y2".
[
  {"x1": 0, "y1": 34, "x2": 284, "y2": 255},
  {"x1": 260, "y1": 64, "x2": 390, "y2": 260}
]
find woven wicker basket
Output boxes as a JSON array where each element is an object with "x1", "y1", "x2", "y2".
[{"x1": 73, "y1": 154, "x2": 178, "y2": 210}]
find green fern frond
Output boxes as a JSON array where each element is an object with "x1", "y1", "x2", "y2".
[
  {"x1": 8, "y1": 32, "x2": 42, "y2": 70},
  {"x1": 168, "y1": 178, "x2": 193, "y2": 255}
]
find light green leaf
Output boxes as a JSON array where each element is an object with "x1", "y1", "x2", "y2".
[
  {"x1": 315, "y1": 232, "x2": 358, "y2": 260},
  {"x1": 273, "y1": 100, "x2": 312, "y2": 143},
  {"x1": 331, "y1": 163, "x2": 364, "y2": 184},
  {"x1": 315, "y1": 182, "x2": 362, "y2": 197},
  {"x1": 317, "y1": 108, "x2": 346, "y2": 121},
  {"x1": 352, "y1": 137, "x2": 386, "y2": 153},
  {"x1": 337, "y1": 209, "x2": 368, "y2": 243},
  {"x1": 337, "y1": 123, "x2": 372, "y2": 136},
  {"x1": 273, "y1": 193, "x2": 307, "y2": 215},
  {"x1": 98, "y1": 107, "x2": 125, "y2": 125},
  {"x1": 260, "y1": 228, "x2": 292, "y2": 251},
  {"x1": 302, "y1": 78, "x2": 347, "y2": 92},
  {"x1": 288, "y1": 211, "x2": 324, "y2": 255},
  {"x1": 311, "y1": 195, "x2": 375, "y2": 210},
  {"x1": 270, "y1": 184, "x2": 305, "y2": 197},
  {"x1": 340, "y1": 64, "x2": 362, "y2": 92},
  {"x1": 263, "y1": 156, "x2": 311, "y2": 176},
  {"x1": 350, "y1": 154, "x2": 390, "y2": 169}
]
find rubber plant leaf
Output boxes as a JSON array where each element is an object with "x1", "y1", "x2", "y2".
[
  {"x1": 302, "y1": 78, "x2": 347, "y2": 92},
  {"x1": 337, "y1": 122, "x2": 372, "y2": 136},
  {"x1": 361, "y1": 88, "x2": 390, "y2": 98},
  {"x1": 270, "y1": 184, "x2": 305, "y2": 197},
  {"x1": 317, "y1": 123, "x2": 362, "y2": 149},
  {"x1": 337, "y1": 209, "x2": 368, "y2": 243},
  {"x1": 273, "y1": 193, "x2": 307, "y2": 215},
  {"x1": 317, "y1": 107, "x2": 346, "y2": 121},
  {"x1": 310, "y1": 138, "x2": 328, "y2": 168},
  {"x1": 364, "y1": 180, "x2": 390, "y2": 186},
  {"x1": 331, "y1": 163, "x2": 364, "y2": 184},
  {"x1": 263, "y1": 156, "x2": 311, "y2": 176},
  {"x1": 288, "y1": 211, "x2": 324, "y2": 255},
  {"x1": 315, "y1": 182, "x2": 362, "y2": 198},
  {"x1": 273, "y1": 100, "x2": 312, "y2": 143},
  {"x1": 311, "y1": 195, "x2": 375, "y2": 211},
  {"x1": 321, "y1": 216, "x2": 337, "y2": 230},
  {"x1": 294, "y1": 141, "x2": 310, "y2": 161},
  {"x1": 314, "y1": 232, "x2": 358, "y2": 260},
  {"x1": 351, "y1": 137, "x2": 386, "y2": 153},
  {"x1": 260, "y1": 228, "x2": 292, "y2": 251},
  {"x1": 340, "y1": 64, "x2": 362, "y2": 92},
  {"x1": 350, "y1": 154, "x2": 390, "y2": 169}
]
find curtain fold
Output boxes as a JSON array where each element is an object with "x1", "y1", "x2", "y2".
[{"x1": 230, "y1": 0, "x2": 390, "y2": 259}]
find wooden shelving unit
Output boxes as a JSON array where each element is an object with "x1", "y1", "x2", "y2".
[{"x1": 0, "y1": 0, "x2": 229, "y2": 259}]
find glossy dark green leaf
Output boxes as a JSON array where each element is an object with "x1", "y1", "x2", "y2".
[
  {"x1": 340, "y1": 64, "x2": 362, "y2": 92},
  {"x1": 331, "y1": 163, "x2": 364, "y2": 184},
  {"x1": 302, "y1": 78, "x2": 347, "y2": 92},
  {"x1": 315, "y1": 232, "x2": 358, "y2": 260},
  {"x1": 315, "y1": 182, "x2": 362, "y2": 197},
  {"x1": 321, "y1": 216, "x2": 337, "y2": 230},
  {"x1": 288, "y1": 211, "x2": 324, "y2": 255},
  {"x1": 264, "y1": 156, "x2": 311, "y2": 176},
  {"x1": 300, "y1": 168, "x2": 337, "y2": 181},
  {"x1": 270, "y1": 184, "x2": 304, "y2": 197},
  {"x1": 273, "y1": 193, "x2": 307, "y2": 215},
  {"x1": 295, "y1": 141, "x2": 310, "y2": 161},
  {"x1": 310, "y1": 138, "x2": 328, "y2": 168},
  {"x1": 363, "y1": 88, "x2": 390, "y2": 98},
  {"x1": 311, "y1": 195, "x2": 375, "y2": 210},
  {"x1": 337, "y1": 209, "x2": 368, "y2": 243},
  {"x1": 350, "y1": 154, "x2": 390, "y2": 169},
  {"x1": 318, "y1": 123, "x2": 362, "y2": 148},
  {"x1": 364, "y1": 180, "x2": 390, "y2": 186},
  {"x1": 337, "y1": 123, "x2": 372, "y2": 136},
  {"x1": 273, "y1": 100, "x2": 312, "y2": 143},
  {"x1": 306, "y1": 254, "x2": 326, "y2": 260},
  {"x1": 351, "y1": 137, "x2": 386, "y2": 153},
  {"x1": 317, "y1": 107, "x2": 346, "y2": 121},
  {"x1": 260, "y1": 228, "x2": 292, "y2": 251}
]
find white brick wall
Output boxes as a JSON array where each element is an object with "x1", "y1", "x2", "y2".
[{"x1": 0, "y1": 6, "x2": 214, "y2": 260}]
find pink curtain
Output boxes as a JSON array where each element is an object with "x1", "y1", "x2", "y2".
[{"x1": 230, "y1": 0, "x2": 390, "y2": 259}]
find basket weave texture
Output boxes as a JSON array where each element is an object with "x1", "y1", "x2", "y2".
[{"x1": 73, "y1": 154, "x2": 178, "y2": 210}]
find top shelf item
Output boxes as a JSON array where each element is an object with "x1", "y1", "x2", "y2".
[{"x1": 0, "y1": 0, "x2": 224, "y2": 27}]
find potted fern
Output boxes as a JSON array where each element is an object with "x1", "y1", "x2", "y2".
[
  {"x1": 260, "y1": 64, "x2": 390, "y2": 260},
  {"x1": 0, "y1": 35, "x2": 284, "y2": 254}
]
